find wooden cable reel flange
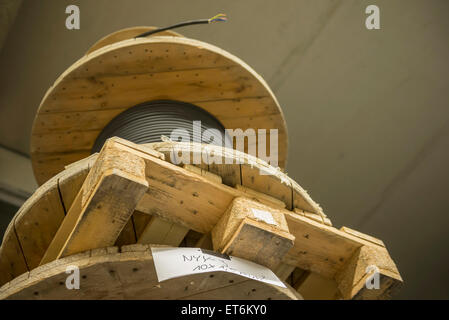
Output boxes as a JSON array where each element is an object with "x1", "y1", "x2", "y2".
[
  {"x1": 1, "y1": 28, "x2": 403, "y2": 299},
  {"x1": 30, "y1": 27, "x2": 288, "y2": 185}
]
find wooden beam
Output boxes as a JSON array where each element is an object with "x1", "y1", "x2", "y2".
[
  {"x1": 335, "y1": 245, "x2": 402, "y2": 300},
  {"x1": 211, "y1": 197, "x2": 295, "y2": 270},
  {"x1": 39, "y1": 139, "x2": 149, "y2": 265}
]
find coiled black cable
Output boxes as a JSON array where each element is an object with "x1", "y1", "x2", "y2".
[{"x1": 92, "y1": 100, "x2": 231, "y2": 153}]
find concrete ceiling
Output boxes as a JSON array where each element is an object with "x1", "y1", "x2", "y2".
[{"x1": 0, "y1": 0, "x2": 448, "y2": 299}]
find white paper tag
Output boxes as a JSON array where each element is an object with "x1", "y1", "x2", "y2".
[
  {"x1": 251, "y1": 208, "x2": 278, "y2": 226},
  {"x1": 150, "y1": 246, "x2": 286, "y2": 288}
]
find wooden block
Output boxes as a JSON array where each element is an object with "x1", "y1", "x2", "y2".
[
  {"x1": 39, "y1": 139, "x2": 149, "y2": 265},
  {"x1": 14, "y1": 174, "x2": 65, "y2": 270},
  {"x1": 59, "y1": 154, "x2": 97, "y2": 211},
  {"x1": 235, "y1": 185, "x2": 286, "y2": 209},
  {"x1": 0, "y1": 217, "x2": 28, "y2": 286},
  {"x1": 182, "y1": 164, "x2": 222, "y2": 184},
  {"x1": 137, "y1": 216, "x2": 189, "y2": 246},
  {"x1": 335, "y1": 245, "x2": 402, "y2": 300},
  {"x1": 211, "y1": 197, "x2": 295, "y2": 270}
]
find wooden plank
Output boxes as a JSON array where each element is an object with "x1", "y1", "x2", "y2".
[
  {"x1": 14, "y1": 174, "x2": 65, "y2": 270},
  {"x1": 0, "y1": 216, "x2": 28, "y2": 286},
  {"x1": 41, "y1": 67, "x2": 267, "y2": 114},
  {"x1": 137, "y1": 216, "x2": 189, "y2": 246},
  {"x1": 340, "y1": 227, "x2": 385, "y2": 247},
  {"x1": 40, "y1": 139, "x2": 149, "y2": 265},
  {"x1": 283, "y1": 212, "x2": 359, "y2": 279},
  {"x1": 335, "y1": 245, "x2": 402, "y2": 300},
  {"x1": 86, "y1": 26, "x2": 183, "y2": 54},
  {"x1": 212, "y1": 197, "x2": 294, "y2": 270}
]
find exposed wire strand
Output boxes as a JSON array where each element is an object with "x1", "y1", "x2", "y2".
[{"x1": 135, "y1": 13, "x2": 227, "y2": 38}]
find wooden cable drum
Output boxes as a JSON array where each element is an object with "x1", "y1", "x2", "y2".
[{"x1": 30, "y1": 26, "x2": 288, "y2": 185}]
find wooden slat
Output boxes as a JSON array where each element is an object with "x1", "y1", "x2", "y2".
[
  {"x1": 335, "y1": 245, "x2": 402, "y2": 300},
  {"x1": 0, "y1": 217, "x2": 28, "y2": 286},
  {"x1": 86, "y1": 26, "x2": 183, "y2": 54},
  {"x1": 59, "y1": 154, "x2": 98, "y2": 211},
  {"x1": 296, "y1": 272, "x2": 340, "y2": 300},
  {"x1": 14, "y1": 175, "x2": 65, "y2": 270},
  {"x1": 282, "y1": 212, "x2": 359, "y2": 279},
  {"x1": 40, "y1": 67, "x2": 267, "y2": 114}
]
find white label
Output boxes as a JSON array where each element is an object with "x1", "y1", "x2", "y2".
[
  {"x1": 251, "y1": 208, "x2": 278, "y2": 226},
  {"x1": 150, "y1": 247, "x2": 286, "y2": 288}
]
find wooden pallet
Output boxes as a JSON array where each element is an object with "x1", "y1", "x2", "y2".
[{"x1": 0, "y1": 137, "x2": 402, "y2": 299}]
